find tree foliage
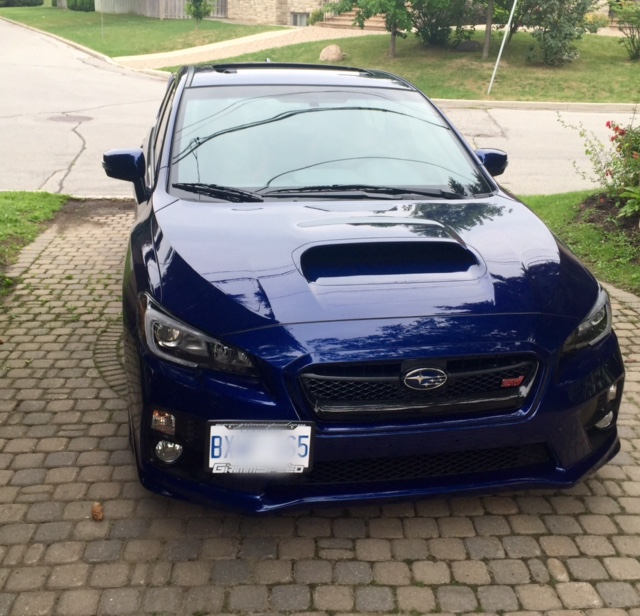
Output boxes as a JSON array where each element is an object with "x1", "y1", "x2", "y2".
[
  {"x1": 185, "y1": 0, "x2": 212, "y2": 30},
  {"x1": 527, "y1": 0, "x2": 599, "y2": 66},
  {"x1": 328, "y1": 0, "x2": 601, "y2": 66},
  {"x1": 328, "y1": 0, "x2": 412, "y2": 57},
  {"x1": 612, "y1": 0, "x2": 640, "y2": 60},
  {"x1": 411, "y1": 0, "x2": 480, "y2": 47}
]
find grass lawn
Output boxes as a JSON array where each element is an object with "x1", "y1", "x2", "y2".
[
  {"x1": 0, "y1": 192, "x2": 67, "y2": 295},
  {"x1": 206, "y1": 30, "x2": 639, "y2": 103},
  {"x1": 0, "y1": 5, "x2": 283, "y2": 57},
  {"x1": 2, "y1": 7, "x2": 638, "y2": 102}
]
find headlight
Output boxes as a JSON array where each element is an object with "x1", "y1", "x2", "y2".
[
  {"x1": 140, "y1": 295, "x2": 256, "y2": 375},
  {"x1": 562, "y1": 288, "x2": 612, "y2": 354}
]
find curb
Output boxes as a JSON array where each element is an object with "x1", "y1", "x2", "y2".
[
  {"x1": 0, "y1": 15, "x2": 168, "y2": 81},
  {"x1": 434, "y1": 99, "x2": 639, "y2": 113}
]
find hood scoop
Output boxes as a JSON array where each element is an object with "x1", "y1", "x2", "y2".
[
  {"x1": 299, "y1": 239, "x2": 485, "y2": 285},
  {"x1": 296, "y1": 217, "x2": 486, "y2": 285}
]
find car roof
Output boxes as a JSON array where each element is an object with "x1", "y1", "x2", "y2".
[{"x1": 186, "y1": 63, "x2": 417, "y2": 91}]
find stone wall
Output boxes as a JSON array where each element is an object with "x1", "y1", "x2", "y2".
[
  {"x1": 228, "y1": 0, "x2": 324, "y2": 25},
  {"x1": 65, "y1": 0, "x2": 329, "y2": 25},
  {"x1": 227, "y1": 0, "x2": 277, "y2": 23},
  {"x1": 288, "y1": 0, "x2": 324, "y2": 15}
]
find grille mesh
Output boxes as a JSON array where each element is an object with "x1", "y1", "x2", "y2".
[
  {"x1": 299, "y1": 354, "x2": 538, "y2": 417},
  {"x1": 301, "y1": 443, "x2": 551, "y2": 485}
]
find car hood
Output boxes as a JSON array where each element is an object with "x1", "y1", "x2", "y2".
[{"x1": 152, "y1": 195, "x2": 598, "y2": 337}]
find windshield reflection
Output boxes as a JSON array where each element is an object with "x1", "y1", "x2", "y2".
[{"x1": 170, "y1": 86, "x2": 492, "y2": 197}]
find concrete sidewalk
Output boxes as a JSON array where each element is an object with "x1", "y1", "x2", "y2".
[{"x1": 114, "y1": 25, "x2": 387, "y2": 70}]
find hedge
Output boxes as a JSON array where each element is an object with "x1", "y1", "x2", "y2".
[
  {"x1": 0, "y1": 1, "x2": 44, "y2": 6},
  {"x1": 67, "y1": 0, "x2": 95, "y2": 10}
]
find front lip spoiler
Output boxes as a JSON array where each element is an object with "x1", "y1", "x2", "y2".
[{"x1": 136, "y1": 434, "x2": 620, "y2": 515}]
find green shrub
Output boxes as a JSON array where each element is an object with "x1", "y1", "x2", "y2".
[
  {"x1": 613, "y1": 1, "x2": 640, "y2": 60},
  {"x1": 67, "y1": 0, "x2": 94, "y2": 11},
  {"x1": 308, "y1": 8, "x2": 325, "y2": 26},
  {"x1": 185, "y1": 0, "x2": 212, "y2": 29},
  {"x1": 528, "y1": 0, "x2": 599, "y2": 66},
  {"x1": 607, "y1": 119, "x2": 640, "y2": 192},
  {"x1": 585, "y1": 12, "x2": 611, "y2": 31},
  {"x1": 619, "y1": 186, "x2": 640, "y2": 218},
  {"x1": 0, "y1": 0, "x2": 43, "y2": 6},
  {"x1": 562, "y1": 114, "x2": 640, "y2": 219},
  {"x1": 411, "y1": 0, "x2": 476, "y2": 47}
]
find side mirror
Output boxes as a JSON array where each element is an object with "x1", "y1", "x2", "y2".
[
  {"x1": 103, "y1": 148, "x2": 147, "y2": 202},
  {"x1": 475, "y1": 148, "x2": 508, "y2": 177}
]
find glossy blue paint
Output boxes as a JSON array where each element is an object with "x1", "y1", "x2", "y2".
[
  {"x1": 110, "y1": 64, "x2": 624, "y2": 514},
  {"x1": 151, "y1": 196, "x2": 598, "y2": 337}
]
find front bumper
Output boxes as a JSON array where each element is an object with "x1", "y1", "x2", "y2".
[{"x1": 124, "y1": 329, "x2": 624, "y2": 514}]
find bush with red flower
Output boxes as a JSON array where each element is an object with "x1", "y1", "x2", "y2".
[{"x1": 565, "y1": 113, "x2": 640, "y2": 221}]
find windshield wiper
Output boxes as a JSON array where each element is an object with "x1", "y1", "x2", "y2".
[
  {"x1": 262, "y1": 184, "x2": 467, "y2": 200},
  {"x1": 172, "y1": 182, "x2": 264, "y2": 203}
]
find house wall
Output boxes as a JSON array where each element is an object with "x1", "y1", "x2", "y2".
[
  {"x1": 227, "y1": 0, "x2": 277, "y2": 23},
  {"x1": 227, "y1": 0, "x2": 324, "y2": 25},
  {"x1": 288, "y1": 0, "x2": 324, "y2": 14},
  {"x1": 79, "y1": 0, "x2": 326, "y2": 24},
  {"x1": 94, "y1": 0, "x2": 188, "y2": 19},
  {"x1": 92, "y1": 0, "x2": 226, "y2": 19}
]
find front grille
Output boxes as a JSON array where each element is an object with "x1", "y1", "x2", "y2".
[
  {"x1": 300, "y1": 443, "x2": 552, "y2": 485},
  {"x1": 299, "y1": 354, "x2": 539, "y2": 419}
]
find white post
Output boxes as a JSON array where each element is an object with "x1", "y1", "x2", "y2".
[
  {"x1": 487, "y1": 0, "x2": 519, "y2": 95},
  {"x1": 95, "y1": 0, "x2": 104, "y2": 40}
]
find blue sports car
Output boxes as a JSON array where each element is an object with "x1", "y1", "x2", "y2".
[{"x1": 104, "y1": 63, "x2": 624, "y2": 513}]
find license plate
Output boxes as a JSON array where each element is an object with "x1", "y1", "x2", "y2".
[{"x1": 208, "y1": 422, "x2": 313, "y2": 474}]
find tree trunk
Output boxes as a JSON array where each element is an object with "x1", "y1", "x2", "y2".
[
  {"x1": 390, "y1": 30, "x2": 397, "y2": 58},
  {"x1": 483, "y1": 0, "x2": 494, "y2": 59}
]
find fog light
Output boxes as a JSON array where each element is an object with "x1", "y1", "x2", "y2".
[
  {"x1": 595, "y1": 411, "x2": 614, "y2": 430},
  {"x1": 606, "y1": 383, "x2": 618, "y2": 404},
  {"x1": 155, "y1": 440, "x2": 183, "y2": 464},
  {"x1": 151, "y1": 410, "x2": 176, "y2": 435}
]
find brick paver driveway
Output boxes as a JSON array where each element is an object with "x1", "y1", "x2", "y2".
[{"x1": 0, "y1": 203, "x2": 639, "y2": 616}]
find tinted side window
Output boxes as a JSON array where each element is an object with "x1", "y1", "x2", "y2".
[{"x1": 149, "y1": 76, "x2": 177, "y2": 182}]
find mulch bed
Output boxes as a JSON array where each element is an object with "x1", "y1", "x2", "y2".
[{"x1": 578, "y1": 193, "x2": 640, "y2": 242}]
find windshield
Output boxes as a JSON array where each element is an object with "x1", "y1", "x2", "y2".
[{"x1": 169, "y1": 85, "x2": 492, "y2": 198}]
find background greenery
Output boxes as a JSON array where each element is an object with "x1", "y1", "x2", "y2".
[
  {"x1": 0, "y1": 5, "x2": 283, "y2": 56},
  {"x1": 211, "y1": 32, "x2": 639, "y2": 102},
  {"x1": 1, "y1": 5, "x2": 637, "y2": 101}
]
